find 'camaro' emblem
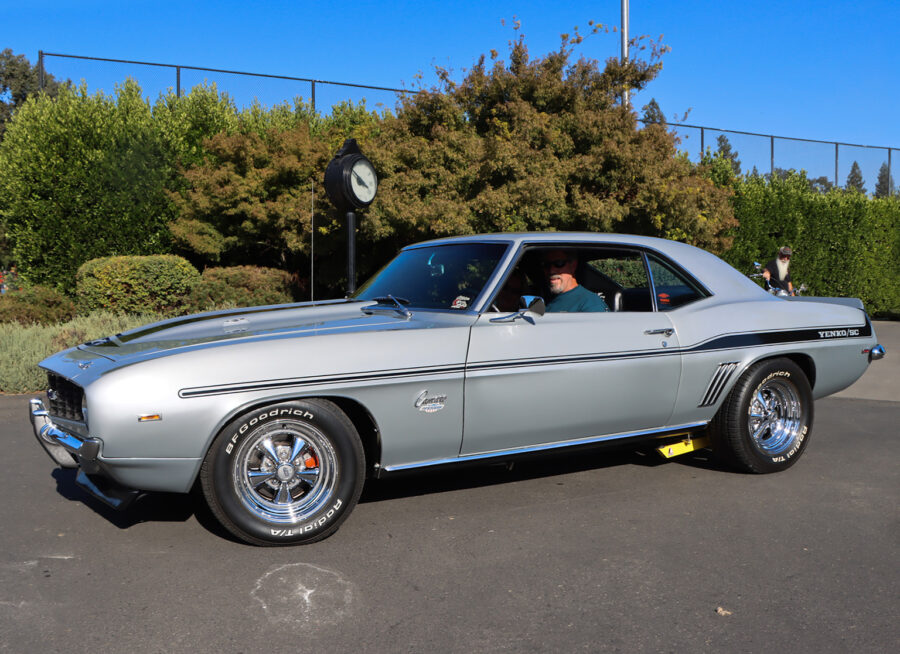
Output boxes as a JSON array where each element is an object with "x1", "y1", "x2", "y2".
[{"x1": 415, "y1": 390, "x2": 447, "y2": 414}]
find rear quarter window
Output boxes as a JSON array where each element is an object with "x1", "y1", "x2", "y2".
[{"x1": 647, "y1": 254, "x2": 708, "y2": 310}]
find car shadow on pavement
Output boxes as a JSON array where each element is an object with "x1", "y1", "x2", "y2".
[
  {"x1": 51, "y1": 467, "x2": 194, "y2": 527},
  {"x1": 47, "y1": 445, "x2": 728, "y2": 537},
  {"x1": 49, "y1": 468, "x2": 259, "y2": 544},
  {"x1": 359, "y1": 443, "x2": 727, "y2": 504}
]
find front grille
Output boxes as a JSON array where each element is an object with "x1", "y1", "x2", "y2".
[{"x1": 46, "y1": 373, "x2": 84, "y2": 421}]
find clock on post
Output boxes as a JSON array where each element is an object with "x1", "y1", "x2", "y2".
[{"x1": 324, "y1": 139, "x2": 378, "y2": 294}]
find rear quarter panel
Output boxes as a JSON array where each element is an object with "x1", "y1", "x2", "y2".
[{"x1": 668, "y1": 295, "x2": 876, "y2": 426}]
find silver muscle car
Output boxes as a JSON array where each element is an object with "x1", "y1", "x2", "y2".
[{"x1": 29, "y1": 233, "x2": 886, "y2": 545}]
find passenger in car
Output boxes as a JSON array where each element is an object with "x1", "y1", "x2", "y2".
[{"x1": 541, "y1": 249, "x2": 609, "y2": 313}]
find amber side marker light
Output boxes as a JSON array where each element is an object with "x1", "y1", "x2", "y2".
[{"x1": 138, "y1": 414, "x2": 162, "y2": 422}]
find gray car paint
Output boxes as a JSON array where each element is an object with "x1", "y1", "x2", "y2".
[{"x1": 33, "y1": 232, "x2": 881, "y2": 494}]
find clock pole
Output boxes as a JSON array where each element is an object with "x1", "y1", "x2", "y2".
[
  {"x1": 323, "y1": 138, "x2": 378, "y2": 297},
  {"x1": 346, "y1": 210, "x2": 357, "y2": 294}
]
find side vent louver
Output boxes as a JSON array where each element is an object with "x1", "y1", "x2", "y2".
[{"x1": 698, "y1": 362, "x2": 739, "y2": 407}]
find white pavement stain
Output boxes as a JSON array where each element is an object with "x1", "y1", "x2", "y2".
[{"x1": 251, "y1": 562, "x2": 356, "y2": 626}]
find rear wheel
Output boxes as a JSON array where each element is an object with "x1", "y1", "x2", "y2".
[
  {"x1": 201, "y1": 399, "x2": 364, "y2": 546},
  {"x1": 711, "y1": 358, "x2": 813, "y2": 473}
]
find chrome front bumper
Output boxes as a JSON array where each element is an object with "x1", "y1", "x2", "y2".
[
  {"x1": 29, "y1": 398, "x2": 100, "y2": 471},
  {"x1": 29, "y1": 398, "x2": 139, "y2": 509}
]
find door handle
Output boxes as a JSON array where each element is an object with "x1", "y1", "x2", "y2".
[{"x1": 644, "y1": 327, "x2": 675, "y2": 337}]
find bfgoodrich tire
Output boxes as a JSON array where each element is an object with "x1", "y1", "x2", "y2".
[
  {"x1": 710, "y1": 358, "x2": 813, "y2": 474},
  {"x1": 200, "y1": 399, "x2": 364, "y2": 546}
]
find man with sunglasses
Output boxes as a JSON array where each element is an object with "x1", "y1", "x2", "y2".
[
  {"x1": 762, "y1": 246, "x2": 794, "y2": 295},
  {"x1": 541, "y1": 249, "x2": 609, "y2": 313}
]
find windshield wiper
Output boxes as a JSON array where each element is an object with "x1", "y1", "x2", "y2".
[{"x1": 366, "y1": 295, "x2": 412, "y2": 318}]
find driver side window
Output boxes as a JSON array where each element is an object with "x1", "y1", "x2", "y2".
[{"x1": 489, "y1": 246, "x2": 656, "y2": 313}]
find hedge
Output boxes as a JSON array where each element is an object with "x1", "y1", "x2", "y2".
[
  {"x1": 725, "y1": 172, "x2": 900, "y2": 318},
  {"x1": 77, "y1": 254, "x2": 200, "y2": 315},
  {"x1": 0, "y1": 285, "x2": 76, "y2": 325},
  {"x1": 188, "y1": 265, "x2": 294, "y2": 311}
]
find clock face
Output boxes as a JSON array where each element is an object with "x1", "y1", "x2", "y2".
[{"x1": 349, "y1": 158, "x2": 378, "y2": 205}]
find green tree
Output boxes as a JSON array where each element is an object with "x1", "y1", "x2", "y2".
[
  {"x1": 165, "y1": 97, "x2": 382, "y2": 296},
  {"x1": 715, "y1": 134, "x2": 741, "y2": 176},
  {"x1": 641, "y1": 98, "x2": 665, "y2": 125},
  {"x1": 0, "y1": 49, "x2": 66, "y2": 138},
  {"x1": 365, "y1": 28, "x2": 736, "y2": 264},
  {"x1": 167, "y1": 125, "x2": 332, "y2": 272},
  {"x1": 809, "y1": 175, "x2": 834, "y2": 194},
  {"x1": 0, "y1": 80, "x2": 242, "y2": 291},
  {"x1": 874, "y1": 162, "x2": 894, "y2": 198},
  {"x1": 846, "y1": 160, "x2": 866, "y2": 193},
  {"x1": 0, "y1": 81, "x2": 173, "y2": 291},
  {"x1": 152, "y1": 83, "x2": 240, "y2": 168}
]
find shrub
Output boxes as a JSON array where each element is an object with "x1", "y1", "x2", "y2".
[
  {"x1": 77, "y1": 254, "x2": 200, "y2": 315},
  {"x1": 188, "y1": 265, "x2": 293, "y2": 311},
  {"x1": 0, "y1": 285, "x2": 76, "y2": 325},
  {"x1": 0, "y1": 310, "x2": 166, "y2": 393}
]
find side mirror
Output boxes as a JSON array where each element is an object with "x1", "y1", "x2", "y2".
[
  {"x1": 520, "y1": 295, "x2": 546, "y2": 316},
  {"x1": 489, "y1": 295, "x2": 546, "y2": 323}
]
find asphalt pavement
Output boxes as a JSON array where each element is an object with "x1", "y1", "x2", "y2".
[
  {"x1": 833, "y1": 320, "x2": 899, "y2": 402},
  {"x1": 0, "y1": 325, "x2": 897, "y2": 653}
]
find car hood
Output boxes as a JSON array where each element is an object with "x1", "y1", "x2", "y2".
[{"x1": 76, "y1": 299, "x2": 467, "y2": 363}]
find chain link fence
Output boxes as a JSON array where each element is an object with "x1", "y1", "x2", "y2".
[
  {"x1": 39, "y1": 51, "x2": 897, "y2": 196},
  {"x1": 38, "y1": 51, "x2": 407, "y2": 118},
  {"x1": 673, "y1": 124, "x2": 896, "y2": 195}
]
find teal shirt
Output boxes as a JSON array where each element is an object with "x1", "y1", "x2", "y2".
[{"x1": 546, "y1": 285, "x2": 609, "y2": 313}]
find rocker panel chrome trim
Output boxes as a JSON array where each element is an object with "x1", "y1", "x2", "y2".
[{"x1": 382, "y1": 421, "x2": 709, "y2": 472}]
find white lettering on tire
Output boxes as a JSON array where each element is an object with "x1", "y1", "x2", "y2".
[
  {"x1": 225, "y1": 408, "x2": 316, "y2": 456},
  {"x1": 268, "y1": 499, "x2": 344, "y2": 537}
]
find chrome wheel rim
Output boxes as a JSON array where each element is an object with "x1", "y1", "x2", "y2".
[
  {"x1": 747, "y1": 377, "x2": 803, "y2": 456},
  {"x1": 232, "y1": 419, "x2": 337, "y2": 524}
]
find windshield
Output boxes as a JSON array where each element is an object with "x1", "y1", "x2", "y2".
[{"x1": 355, "y1": 242, "x2": 509, "y2": 310}]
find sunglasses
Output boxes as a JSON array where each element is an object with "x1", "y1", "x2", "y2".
[{"x1": 542, "y1": 259, "x2": 571, "y2": 269}]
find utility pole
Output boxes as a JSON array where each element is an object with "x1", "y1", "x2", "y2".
[{"x1": 621, "y1": 0, "x2": 630, "y2": 108}]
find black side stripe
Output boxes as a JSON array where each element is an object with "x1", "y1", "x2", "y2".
[
  {"x1": 468, "y1": 322, "x2": 872, "y2": 373},
  {"x1": 179, "y1": 322, "x2": 871, "y2": 398},
  {"x1": 685, "y1": 320, "x2": 872, "y2": 353},
  {"x1": 179, "y1": 363, "x2": 466, "y2": 398}
]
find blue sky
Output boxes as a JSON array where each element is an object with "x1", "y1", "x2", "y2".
[{"x1": 4, "y1": 0, "x2": 898, "y2": 186}]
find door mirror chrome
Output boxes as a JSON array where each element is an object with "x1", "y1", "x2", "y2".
[
  {"x1": 520, "y1": 295, "x2": 545, "y2": 316},
  {"x1": 490, "y1": 295, "x2": 547, "y2": 323}
]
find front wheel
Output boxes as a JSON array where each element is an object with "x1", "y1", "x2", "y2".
[
  {"x1": 710, "y1": 358, "x2": 813, "y2": 473},
  {"x1": 200, "y1": 399, "x2": 364, "y2": 546}
]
